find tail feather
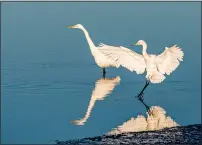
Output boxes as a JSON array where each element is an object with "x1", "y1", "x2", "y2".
[{"x1": 147, "y1": 71, "x2": 166, "y2": 84}]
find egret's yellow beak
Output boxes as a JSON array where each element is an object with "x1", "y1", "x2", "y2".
[
  {"x1": 131, "y1": 42, "x2": 138, "y2": 46},
  {"x1": 68, "y1": 25, "x2": 76, "y2": 28}
]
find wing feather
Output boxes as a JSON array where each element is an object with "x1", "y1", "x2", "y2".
[
  {"x1": 156, "y1": 45, "x2": 184, "y2": 75},
  {"x1": 98, "y1": 43, "x2": 146, "y2": 74}
]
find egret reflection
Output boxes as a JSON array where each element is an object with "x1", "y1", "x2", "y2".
[
  {"x1": 108, "y1": 98, "x2": 179, "y2": 135},
  {"x1": 71, "y1": 76, "x2": 121, "y2": 125}
]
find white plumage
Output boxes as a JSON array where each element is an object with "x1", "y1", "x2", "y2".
[
  {"x1": 99, "y1": 40, "x2": 184, "y2": 83},
  {"x1": 68, "y1": 24, "x2": 184, "y2": 83},
  {"x1": 98, "y1": 43, "x2": 146, "y2": 74},
  {"x1": 68, "y1": 24, "x2": 120, "y2": 71}
]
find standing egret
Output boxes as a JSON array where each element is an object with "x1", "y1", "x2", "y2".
[
  {"x1": 68, "y1": 24, "x2": 120, "y2": 78},
  {"x1": 99, "y1": 40, "x2": 184, "y2": 99}
]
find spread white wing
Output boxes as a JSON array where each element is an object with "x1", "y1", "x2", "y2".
[
  {"x1": 98, "y1": 43, "x2": 146, "y2": 74},
  {"x1": 156, "y1": 45, "x2": 184, "y2": 75}
]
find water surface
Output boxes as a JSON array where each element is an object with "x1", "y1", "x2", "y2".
[{"x1": 1, "y1": 2, "x2": 201, "y2": 144}]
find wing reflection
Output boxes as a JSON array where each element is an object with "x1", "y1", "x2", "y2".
[
  {"x1": 108, "y1": 99, "x2": 179, "y2": 135},
  {"x1": 72, "y1": 76, "x2": 121, "y2": 125}
]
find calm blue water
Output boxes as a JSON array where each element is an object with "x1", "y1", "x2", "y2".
[{"x1": 2, "y1": 2, "x2": 201, "y2": 144}]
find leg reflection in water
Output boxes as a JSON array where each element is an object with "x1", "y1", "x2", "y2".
[
  {"x1": 137, "y1": 96, "x2": 151, "y2": 116},
  {"x1": 136, "y1": 80, "x2": 150, "y2": 100}
]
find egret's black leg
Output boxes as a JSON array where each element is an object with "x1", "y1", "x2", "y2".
[
  {"x1": 136, "y1": 80, "x2": 150, "y2": 100},
  {"x1": 102, "y1": 68, "x2": 106, "y2": 78}
]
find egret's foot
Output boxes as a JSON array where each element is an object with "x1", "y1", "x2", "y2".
[
  {"x1": 136, "y1": 92, "x2": 144, "y2": 101},
  {"x1": 147, "y1": 110, "x2": 152, "y2": 116}
]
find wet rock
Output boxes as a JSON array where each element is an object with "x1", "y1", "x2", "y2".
[{"x1": 55, "y1": 124, "x2": 202, "y2": 145}]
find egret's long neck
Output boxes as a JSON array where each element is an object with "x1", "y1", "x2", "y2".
[
  {"x1": 81, "y1": 27, "x2": 96, "y2": 54},
  {"x1": 142, "y1": 43, "x2": 148, "y2": 56}
]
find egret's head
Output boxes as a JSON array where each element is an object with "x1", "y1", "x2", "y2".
[
  {"x1": 131, "y1": 40, "x2": 146, "y2": 46},
  {"x1": 68, "y1": 24, "x2": 84, "y2": 29}
]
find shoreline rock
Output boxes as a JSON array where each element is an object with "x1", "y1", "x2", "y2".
[{"x1": 55, "y1": 124, "x2": 202, "y2": 145}]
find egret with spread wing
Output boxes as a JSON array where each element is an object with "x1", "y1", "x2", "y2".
[
  {"x1": 68, "y1": 24, "x2": 120, "y2": 78},
  {"x1": 99, "y1": 40, "x2": 184, "y2": 99}
]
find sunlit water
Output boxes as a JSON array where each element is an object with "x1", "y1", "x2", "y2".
[{"x1": 2, "y1": 2, "x2": 201, "y2": 144}]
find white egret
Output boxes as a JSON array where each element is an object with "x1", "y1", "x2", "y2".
[
  {"x1": 68, "y1": 24, "x2": 120, "y2": 78},
  {"x1": 71, "y1": 76, "x2": 120, "y2": 125},
  {"x1": 99, "y1": 40, "x2": 184, "y2": 99}
]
